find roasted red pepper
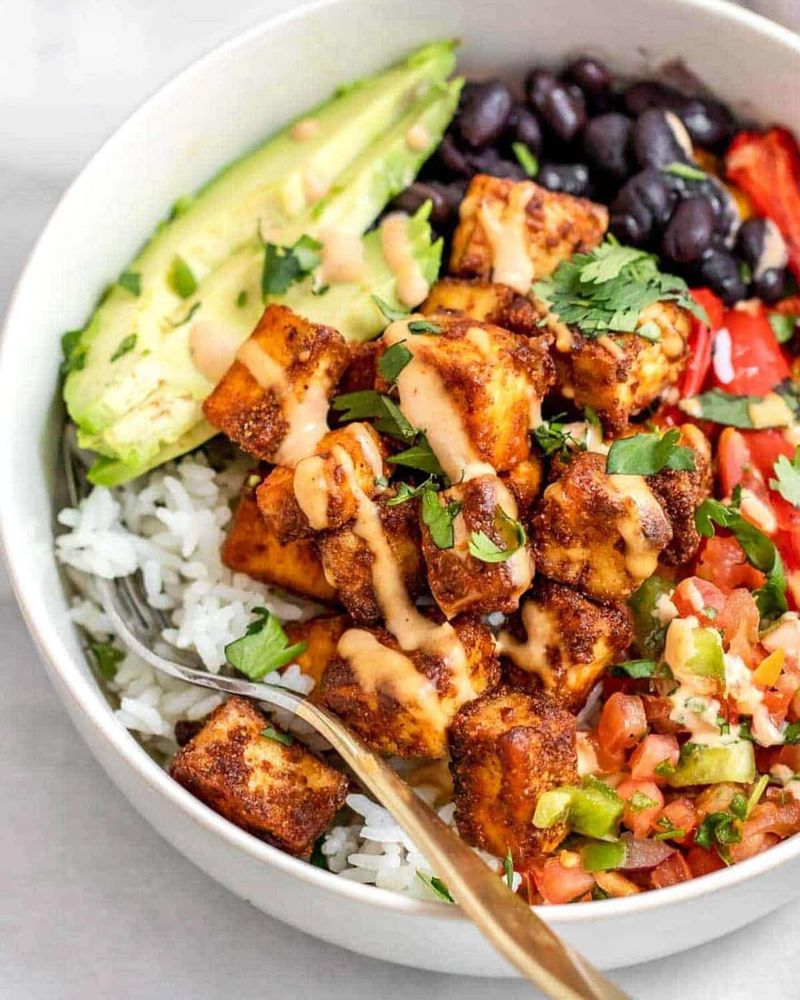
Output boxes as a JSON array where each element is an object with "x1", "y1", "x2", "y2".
[
  {"x1": 680, "y1": 288, "x2": 724, "y2": 398},
  {"x1": 726, "y1": 127, "x2": 800, "y2": 281},
  {"x1": 711, "y1": 305, "x2": 790, "y2": 396}
]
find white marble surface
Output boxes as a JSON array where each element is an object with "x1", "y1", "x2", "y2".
[{"x1": 2, "y1": 1, "x2": 800, "y2": 997}]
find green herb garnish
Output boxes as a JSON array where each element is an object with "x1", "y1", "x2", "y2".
[
  {"x1": 170, "y1": 301, "x2": 201, "y2": 328},
  {"x1": 628, "y1": 790, "x2": 659, "y2": 812},
  {"x1": 372, "y1": 294, "x2": 410, "y2": 323},
  {"x1": 261, "y1": 726, "x2": 294, "y2": 746},
  {"x1": 421, "y1": 488, "x2": 461, "y2": 549},
  {"x1": 168, "y1": 255, "x2": 198, "y2": 298},
  {"x1": 332, "y1": 390, "x2": 416, "y2": 441},
  {"x1": 387, "y1": 437, "x2": 445, "y2": 476},
  {"x1": 88, "y1": 641, "x2": 124, "y2": 680},
  {"x1": 60, "y1": 328, "x2": 86, "y2": 377},
  {"x1": 680, "y1": 387, "x2": 762, "y2": 429},
  {"x1": 512, "y1": 142, "x2": 539, "y2": 178},
  {"x1": 770, "y1": 446, "x2": 800, "y2": 509},
  {"x1": 407, "y1": 320, "x2": 442, "y2": 335},
  {"x1": 110, "y1": 334, "x2": 137, "y2": 363},
  {"x1": 416, "y1": 870, "x2": 454, "y2": 903},
  {"x1": 378, "y1": 341, "x2": 413, "y2": 382},
  {"x1": 236, "y1": 290, "x2": 248, "y2": 308},
  {"x1": 769, "y1": 312, "x2": 798, "y2": 345},
  {"x1": 532, "y1": 415, "x2": 584, "y2": 459},
  {"x1": 118, "y1": 271, "x2": 141, "y2": 296},
  {"x1": 784, "y1": 722, "x2": 800, "y2": 745},
  {"x1": 385, "y1": 478, "x2": 437, "y2": 506},
  {"x1": 606, "y1": 428, "x2": 695, "y2": 476},
  {"x1": 694, "y1": 810, "x2": 742, "y2": 853},
  {"x1": 262, "y1": 235, "x2": 322, "y2": 297},
  {"x1": 503, "y1": 848, "x2": 515, "y2": 889},
  {"x1": 468, "y1": 507, "x2": 526, "y2": 563},
  {"x1": 224, "y1": 607, "x2": 307, "y2": 680},
  {"x1": 663, "y1": 161, "x2": 707, "y2": 182},
  {"x1": 610, "y1": 659, "x2": 659, "y2": 679}
]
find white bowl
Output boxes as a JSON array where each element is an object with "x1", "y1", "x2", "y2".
[{"x1": 3, "y1": 0, "x2": 800, "y2": 977}]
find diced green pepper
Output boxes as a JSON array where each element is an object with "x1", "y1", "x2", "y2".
[
  {"x1": 668, "y1": 741, "x2": 756, "y2": 788},
  {"x1": 684, "y1": 628, "x2": 725, "y2": 682},
  {"x1": 581, "y1": 839, "x2": 627, "y2": 873},
  {"x1": 628, "y1": 575, "x2": 673, "y2": 657},
  {"x1": 532, "y1": 787, "x2": 574, "y2": 829},
  {"x1": 570, "y1": 777, "x2": 624, "y2": 838}
]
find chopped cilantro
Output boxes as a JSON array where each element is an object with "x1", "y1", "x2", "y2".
[
  {"x1": 611, "y1": 658, "x2": 659, "y2": 679},
  {"x1": 385, "y1": 478, "x2": 437, "y2": 506},
  {"x1": 416, "y1": 870, "x2": 454, "y2": 903},
  {"x1": 261, "y1": 726, "x2": 294, "y2": 746},
  {"x1": 628, "y1": 790, "x2": 659, "y2": 812},
  {"x1": 407, "y1": 320, "x2": 442, "y2": 335},
  {"x1": 606, "y1": 428, "x2": 696, "y2": 476},
  {"x1": 60, "y1": 328, "x2": 86, "y2": 377},
  {"x1": 224, "y1": 607, "x2": 307, "y2": 680},
  {"x1": 378, "y1": 341, "x2": 413, "y2": 382},
  {"x1": 170, "y1": 301, "x2": 201, "y2": 328},
  {"x1": 168, "y1": 255, "x2": 198, "y2": 299},
  {"x1": 680, "y1": 387, "x2": 762, "y2": 428},
  {"x1": 729, "y1": 793, "x2": 748, "y2": 819},
  {"x1": 653, "y1": 816, "x2": 685, "y2": 840},
  {"x1": 110, "y1": 334, "x2": 137, "y2": 363},
  {"x1": 421, "y1": 487, "x2": 461, "y2": 549},
  {"x1": 694, "y1": 810, "x2": 742, "y2": 852},
  {"x1": 533, "y1": 415, "x2": 584, "y2": 459},
  {"x1": 88, "y1": 641, "x2": 124, "y2": 680},
  {"x1": 262, "y1": 235, "x2": 322, "y2": 296},
  {"x1": 769, "y1": 312, "x2": 798, "y2": 345},
  {"x1": 784, "y1": 722, "x2": 800, "y2": 745},
  {"x1": 746, "y1": 775, "x2": 769, "y2": 816},
  {"x1": 654, "y1": 759, "x2": 677, "y2": 778},
  {"x1": 387, "y1": 437, "x2": 445, "y2": 477},
  {"x1": 118, "y1": 271, "x2": 141, "y2": 296},
  {"x1": 236, "y1": 290, "x2": 248, "y2": 308},
  {"x1": 371, "y1": 295, "x2": 409, "y2": 323},
  {"x1": 468, "y1": 507, "x2": 526, "y2": 563},
  {"x1": 534, "y1": 237, "x2": 706, "y2": 339},
  {"x1": 770, "y1": 446, "x2": 800, "y2": 509},
  {"x1": 511, "y1": 142, "x2": 539, "y2": 178},
  {"x1": 332, "y1": 390, "x2": 416, "y2": 441},
  {"x1": 663, "y1": 161, "x2": 707, "y2": 182}
]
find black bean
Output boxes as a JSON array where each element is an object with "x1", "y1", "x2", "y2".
[
  {"x1": 700, "y1": 177, "x2": 739, "y2": 245},
  {"x1": 507, "y1": 105, "x2": 543, "y2": 155},
  {"x1": 390, "y1": 181, "x2": 455, "y2": 228},
  {"x1": 455, "y1": 79, "x2": 514, "y2": 149},
  {"x1": 632, "y1": 108, "x2": 692, "y2": 169},
  {"x1": 467, "y1": 147, "x2": 527, "y2": 180},
  {"x1": 537, "y1": 162, "x2": 591, "y2": 197},
  {"x1": 526, "y1": 68, "x2": 559, "y2": 112},
  {"x1": 583, "y1": 113, "x2": 633, "y2": 180},
  {"x1": 694, "y1": 248, "x2": 747, "y2": 305},
  {"x1": 754, "y1": 267, "x2": 787, "y2": 305},
  {"x1": 677, "y1": 97, "x2": 736, "y2": 150},
  {"x1": 436, "y1": 133, "x2": 473, "y2": 178},
  {"x1": 736, "y1": 216, "x2": 787, "y2": 278},
  {"x1": 623, "y1": 80, "x2": 683, "y2": 117},
  {"x1": 661, "y1": 196, "x2": 715, "y2": 263},
  {"x1": 610, "y1": 167, "x2": 677, "y2": 245},
  {"x1": 736, "y1": 217, "x2": 768, "y2": 265},
  {"x1": 565, "y1": 57, "x2": 612, "y2": 97},
  {"x1": 537, "y1": 83, "x2": 587, "y2": 142}
]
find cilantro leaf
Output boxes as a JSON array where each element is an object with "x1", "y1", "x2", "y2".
[
  {"x1": 332, "y1": 390, "x2": 416, "y2": 441},
  {"x1": 378, "y1": 341, "x2": 413, "y2": 382},
  {"x1": 770, "y1": 447, "x2": 800, "y2": 509},
  {"x1": 224, "y1": 607, "x2": 307, "y2": 680},
  {"x1": 110, "y1": 334, "x2": 137, "y2": 363},
  {"x1": 387, "y1": 437, "x2": 445, "y2": 476},
  {"x1": 262, "y1": 235, "x2": 322, "y2": 296},
  {"x1": 579, "y1": 241, "x2": 648, "y2": 284},
  {"x1": 407, "y1": 320, "x2": 442, "y2": 335},
  {"x1": 421, "y1": 487, "x2": 461, "y2": 549},
  {"x1": 468, "y1": 507, "x2": 526, "y2": 563},
  {"x1": 679, "y1": 387, "x2": 761, "y2": 428},
  {"x1": 88, "y1": 641, "x2": 124, "y2": 680},
  {"x1": 628, "y1": 790, "x2": 659, "y2": 812},
  {"x1": 532, "y1": 415, "x2": 585, "y2": 458},
  {"x1": 261, "y1": 726, "x2": 294, "y2": 746},
  {"x1": 769, "y1": 312, "x2": 798, "y2": 345},
  {"x1": 385, "y1": 478, "x2": 438, "y2": 506},
  {"x1": 170, "y1": 301, "x2": 201, "y2": 328},
  {"x1": 695, "y1": 492, "x2": 787, "y2": 620},
  {"x1": 371, "y1": 295, "x2": 409, "y2": 323},
  {"x1": 416, "y1": 870, "x2": 454, "y2": 903},
  {"x1": 610, "y1": 658, "x2": 659, "y2": 679},
  {"x1": 694, "y1": 811, "x2": 742, "y2": 852},
  {"x1": 784, "y1": 722, "x2": 800, "y2": 745},
  {"x1": 663, "y1": 162, "x2": 706, "y2": 181},
  {"x1": 606, "y1": 429, "x2": 695, "y2": 476},
  {"x1": 511, "y1": 142, "x2": 538, "y2": 178},
  {"x1": 168, "y1": 255, "x2": 198, "y2": 299},
  {"x1": 60, "y1": 328, "x2": 86, "y2": 377},
  {"x1": 118, "y1": 271, "x2": 141, "y2": 296}
]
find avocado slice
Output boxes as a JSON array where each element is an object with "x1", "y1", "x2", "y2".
[
  {"x1": 63, "y1": 40, "x2": 457, "y2": 440},
  {"x1": 86, "y1": 204, "x2": 443, "y2": 486}
]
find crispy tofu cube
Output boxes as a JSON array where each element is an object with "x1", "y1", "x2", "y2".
[
  {"x1": 421, "y1": 278, "x2": 541, "y2": 337},
  {"x1": 321, "y1": 616, "x2": 499, "y2": 757},
  {"x1": 501, "y1": 457, "x2": 545, "y2": 523},
  {"x1": 284, "y1": 615, "x2": 351, "y2": 700},
  {"x1": 648, "y1": 423, "x2": 712, "y2": 566},
  {"x1": 203, "y1": 304, "x2": 349, "y2": 463},
  {"x1": 338, "y1": 340, "x2": 378, "y2": 394},
  {"x1": 448, "y1": 688, "x2": 577, "y2": 862},
  {"x1": 532, "y1": 452, "x2": 672, "y2": 602},
  {"x1": 450, "y1": 175, "x2": 608, "y2": 288},
  {"x1": 499, "y1": 580, "x2": 633, "y2": 710},
  {"x1": 549, "y1": 301, "x2": 691, "y2": 435},
  {"x1": 170, "y1": 697, "x2": 348, "y2": 857},
  {"x1": 421, "y1": 475, "x2": 534, "y2": 618},
  {"x1": 376, "y1": 314, "x2": 553, "y2": 476},
  {"x1": 319, "y1": 494, "x2": 426, "y2": 624},
  {"x1": 222, "y1": 481, "x2": 336, "y2": 603},
  {"x1": 256, "y1": 423, "x2": 387, "y2": 540}
]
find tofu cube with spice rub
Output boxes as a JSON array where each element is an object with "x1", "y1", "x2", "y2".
[
  {"x1": 532, "y1": 452, "x2": 672, "y2": 602},
  {"x1": 203, "y1": 304, "x2": 349, "y2": 463},
  {"x1": 548, "y1": 300, "x2": 691, "y2": 435},
  {"x1": 320, "y1": 616, "x2": 499, "y2": 757},
  {"x1": 499, "y1": 580, "x2": 633, "y2": 710},
  {"x1": 222, "y1": 478, "x2": 336, "y2": 603},
  {"x1": 449, "y1": 175, "x2": 608, "y2": 291},
  {"x1": 284, "y1": 615, "x2": 352, "y2": 701},
  {"x1": 421, "y1": 277, "x2": 542, "y2": 337},
  {"x1": 170, "y1": 697, "x2": 348, "y2": 857},
  {"x1": 448, "y1": 687, "x2": 578, "y2": 862}
]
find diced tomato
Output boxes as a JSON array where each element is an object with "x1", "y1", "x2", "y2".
[
  {"x1": 695, "y1": 535, "x2": 767, "y2": 593},
  {"x1": 728, "y1": 831, "x2": 780, "y2": 864},
  {"x1": 711, "y1": 307, "x2": 791, "y2": 397},
  {"x1": 672, "y1": 577, "x2": 727, "y2": 624},
  {"x1": 686, "y1": 845, "x2": 726, "y2": 877},
  {"x1": 532, "y1": 856, "x2": 595, "y2": 905},
  {"x1": 658, "y1": 797, "x2": 697, "y2": 846},
  {"x1": 649, "y1": 852, "x2": 693, "y2": 889},
  {"x1": 726, "y1": 127, "x2": 800, "y2": 281},
  {"x1": 717, "y1": 588, "x2": 762, "y2": 666},
  {"x1": 617, "y1": 779, "x2": 665, "y2": 839},
  {"x1": 642, "y1": 695, "x2": 681, "y2": 735},
  {"x1": 680, "y1": 289, "x2": 724, "y2": 398},
  {"x1": 630, "y1": 734, "x2": 680, "y2": 781},
  {"x1": 762, "y1": 681, "x2": 796, "y2": 725},
  {"x1": 770, "y1": 744, "x2": 800, "y2": 772},
  {"x1": 598, "y1": 693, "x2": 648, "y2": 757}
]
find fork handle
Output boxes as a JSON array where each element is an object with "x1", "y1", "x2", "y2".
[{"x1": 295, "y1": 699, "x2": 628, "y2": 1000}]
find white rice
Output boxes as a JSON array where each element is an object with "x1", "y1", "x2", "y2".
[{"x1": 55, "y1": 449, "x2": 512, "y2": 900}]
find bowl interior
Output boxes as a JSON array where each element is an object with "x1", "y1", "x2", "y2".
[{"x1": 3, "y1": 0, "x2": 800, "y2": 946}]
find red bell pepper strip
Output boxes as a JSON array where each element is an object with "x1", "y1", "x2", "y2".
[
  {"x1": 726, "y1": 127, "x2": 800, "y2": 281},
  {"x1": 680, "y1": 288, "x2": 724, "y2": 398},
  {"x1": 710, "y1": 305, "x2": 790, "y2": 396}
]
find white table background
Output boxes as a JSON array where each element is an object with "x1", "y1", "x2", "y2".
[{"x1": 2, "y1": 1, "x2": 800, "y2": 996}]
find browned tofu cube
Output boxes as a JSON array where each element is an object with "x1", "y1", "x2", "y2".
[
  {"x1": 203, "y1": 304, "x2": 349, "y2": 463},
  {"x1": 499, "y1": 580, "x2": 633, "y2": 710},
  {"x1": 647, "y1": 423, "x2": 712, "y2": 566},
  {"x1": 448, "y1": 688, "x2": 577, "y2": 862},
  {"x1": 319, "y1": 494, "x2": 426, "y2": 624},
  {"x1": 285, "y1": 615, "x2": 351, "y2": 701},
  {"x1": 421, "y1": 277, "x2": 541, "y2": 337},
  {"x1": 375, "y1": 314, "x2": 553, "y2": 478},
  {"x1": 321, "y1": 616, "x2": 499, "y2": 757},
  {"x1": 450, "y1": 175, "x2": 608, "y2": 291},
  {"x1": 338, "y1": 340, "x2": 378, "y2": 395},
  {"x1": 501, "y1": 457, "x2": 544, "y2": 524},
  {"x1": 548, "y1": 300, "x2": 691, "y2": 435},
  {"x1": 532, "y1": 452, "x2": 672, "y2": 602},
  {"x1": 256, "y1": 423, "x2": 387, "y2": 540},
  {"x1": 170, "y1": 697, "x2": 348, "y2": 857},
  {"x1": 222, "y1": 482, "x2": 336, "y2": 603},
  {"x1": 421, "y1": 475, "x2": 533, "y2": 618}
]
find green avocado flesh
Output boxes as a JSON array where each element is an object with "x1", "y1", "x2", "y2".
[{"x1": 61, "y1": 41, "x2": 460, "y2": 485}]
